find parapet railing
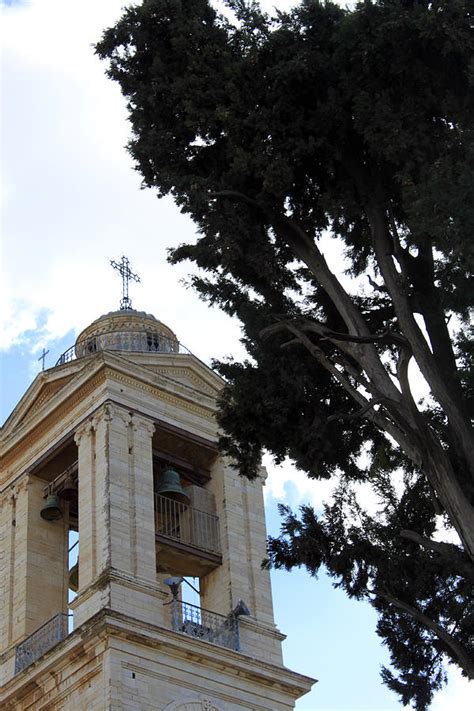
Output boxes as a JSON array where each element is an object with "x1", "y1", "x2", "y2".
[
  {"x1": 170, "y1": 599, "x2": 239, "y2": 651},
  {"x1": 55, "y1": 330, "x2": 191, "y2": 366},
  {"x1": 154, "y1": 494, "x2": 221, "y2": 557},
  {"x1": 15, "y1": 613, "x2": 69, "y2": 674}
]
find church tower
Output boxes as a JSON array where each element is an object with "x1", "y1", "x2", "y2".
[{"x1": 0, "y1": 290, "x2": 314, "y2": 708}]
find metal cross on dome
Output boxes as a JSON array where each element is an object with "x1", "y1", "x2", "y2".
[
  {"x1": 38, "y1": 347, "x2": 49, "y2": 371},
  {"x1": 110, "y1": 255, "x2": 141, "y2": 310}
]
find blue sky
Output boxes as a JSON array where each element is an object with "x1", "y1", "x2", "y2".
[{"x1": 0, "y1": 1, "x2": 471, "y2": 709}]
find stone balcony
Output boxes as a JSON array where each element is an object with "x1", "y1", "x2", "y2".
[{"x1": 154, "y1": 494, "x2": 222, "y2": 577}]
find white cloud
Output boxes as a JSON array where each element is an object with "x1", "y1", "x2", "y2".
[
  {"x1": 263, "y1": 452, "x2": 398, "y2": 518},
  {"x1": 0, "y1": 0, "x2": 362, "y2": 363},
  {"x1": 431, "y1": 668, "x2": 473, "y2": 711},
  {"x1": 263, "y1": 453, "x2": 338, "y2": 509},
  {"x1": 1, "y1": 0, "x2": 247, "y2": 366}
]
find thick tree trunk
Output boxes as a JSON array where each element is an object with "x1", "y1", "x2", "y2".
[
  {"x1": 422, "y1": 438, "x2": 474, "y2": 563},
  {"x1": 366, "y1": 201, "x2": 474, "y2": 486}
]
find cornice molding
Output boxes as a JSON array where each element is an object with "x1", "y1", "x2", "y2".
[
  {"x1": 105, "y1": 368, "x2": 216, "y2": 420},
  {"x1": 0, "y1": 608, "x2": 315, "y2": 708},
  {"x1": 0, "y1": 371, "x2": 107, "y2": 476}
]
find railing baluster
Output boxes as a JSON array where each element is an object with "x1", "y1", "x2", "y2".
[
  {"x1": 55, "y1": 330, "x2": 191, "y2": 366},
  {"x1": 170, "y1": 600, "x2": 239, "y2": 651},
  {"x1": 154, "y1": 494, "x2": 221, "y2": 556}
]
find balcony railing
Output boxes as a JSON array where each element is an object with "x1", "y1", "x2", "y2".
[
  {"x1": 154, "y1": 494, "x2": 221, "y2": 556},
  {"x1": 170, "y1": 599, "x2": 239, "y2": 651},
  {"x1": 15, "y1": 613, "x2": 68, "y2": 674},
  {"x1": 55, "y1": 330, "x2": 191, "y2": 367}
]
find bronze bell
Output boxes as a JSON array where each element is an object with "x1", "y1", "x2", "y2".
[
  {"x1": 155, "y1": 468, "x2": 190, "y2": 505},
  {"x1": 59, "y1": 477, "x2": 78, "y2": 502},
  {"x1": 69, "y1": 563, "x2": 79, "y2": 592},
  {"x1": 40, "y1": 494, "x2": 63, "y2": 521}
]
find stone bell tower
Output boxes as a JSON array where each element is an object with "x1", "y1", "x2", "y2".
[{"x1": 0, "y1": 304, "x2": 314, "y2": 709}]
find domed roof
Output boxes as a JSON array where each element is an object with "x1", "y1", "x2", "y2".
[{"x1": 74, "y1": 308, "x2": 179, "y2": 358}]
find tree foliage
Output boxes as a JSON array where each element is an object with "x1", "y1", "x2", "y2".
[{"x1": 96, "y1": 1, "x2": 474, "y2": 707}]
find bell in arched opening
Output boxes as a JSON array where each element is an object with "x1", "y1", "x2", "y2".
[{"x1": 155, "y1": 468, "x2": 190, "y2": 505}]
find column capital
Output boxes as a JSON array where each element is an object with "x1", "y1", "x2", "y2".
[
  {"x1": 131, "y1": 413, "x2": 155, "y2": 438},
  {"x1": 74, "y1": 420, "x2": 93, "y2": 446},
  {"x1": 91, "y1": 402, "x2": 131, "y2": 431}
]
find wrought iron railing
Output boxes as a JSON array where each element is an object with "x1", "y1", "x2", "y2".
[
  {"x1": 15, "y1": 613, "x2": 68, "y2": 674},
  {"x1": 154, "y1": 494, "x2": 221, "y2": 556},
  {"x1": 170, "y1": 599, "x2": 239, "y2": 650},
  {"x1": 55, "y1": 330, "x2": 190, "y2": 366}
]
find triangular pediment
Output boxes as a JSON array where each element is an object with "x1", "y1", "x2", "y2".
[
  {"x1": 106, "y1": 350, "x2": 223, "y2": 399},
  {"x1": 1, "y1": 358, "x2": 95, "y2": 435},
  {"x1": 142, "y1": 364, "x2": 221, "y2": 397},
  {"x1": 27, "y1": 377, "x2": 71, "y2": 416}
]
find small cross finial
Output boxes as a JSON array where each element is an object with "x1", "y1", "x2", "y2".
[
  {"x1": 110, "y1": 256, "x2": 141, "y2": 310},
  {"x1": 38, "y1": 348, "x2": 49, "y2": 371}
]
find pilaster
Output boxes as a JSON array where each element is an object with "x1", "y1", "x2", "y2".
[
  {"x1": 202, "y1": 459, "x2": 283, "y2": 664},
  {"x1": 0, "y1": 486, "x2": 18, "y2": 653},
  {"x1": 72, "y1": 404, "x2": 164, "y2": 628},
  {"x1": 130, "y1": 413, "x2": 156, "y2": 580},
  {"x1": 0, "y1": 474, "x2": 67, "y2": 648}
]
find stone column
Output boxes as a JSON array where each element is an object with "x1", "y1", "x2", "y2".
[
  {"x1": 201, "y1": 459, "x2": 284, "y2": 664},
  {"x1": 0, "y1": 475, "x2": 67, "y2": 646},
  {"x1": 74, "y1": 421, "x2": 96, "y2": 589},
  {"x1": 96, "y1": 403, "x2": 132, "y2": 576},
  {"x1": 130, "y1": 413, "x2": 156, "y2": 581},
  {"x1": 72, "y1": 404, "x2": 165, "y2": 628},
  {"x1": 0, "y1": 486, "x2": 17, "y2": 655}
]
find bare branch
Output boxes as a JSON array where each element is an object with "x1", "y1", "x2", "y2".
[
  {"x1": 211, "y1": 189, "x2": 263, "y2": 209},
  {"x1": 327, "y1": 398, "x2": 384, "y2": 424},
  {"x1": 367, "y1": 275, "x2": 388, "y2": 293},
  {"x1": 320, "y1": 328, "x2": 408, "y2": 348}
]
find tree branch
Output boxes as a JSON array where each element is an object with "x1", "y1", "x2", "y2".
[
  {"x1": 371, "y1": 587, "x2": 474, "y2": 678},
  {"x1": 327, "y1": 398, "x2": 384, "y2": 424},
  {"x1": 367, "y1": 199, "x2": 474, "y2": 482},
  {"x1": 216, "y1": 188, "x2": 407, "y2": 406},
  {"x1": 399, "y1": 529, "x2": 474, "y2": 583},
  {"x1": 262, "y1": 318, "x2": 408, "y2": 364},
  {"x1": 264, "y1": 319, "x2": 423, "y2": 465},
  {"x1": 395, "y1": 342, "x2": 421, "y2": 423},
  {"x1": 339, "y1": 153, "x2": 474, "y2": 483},
  {"x1": 320, "y1": 327, "x2": 408, "y2": 348}
]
